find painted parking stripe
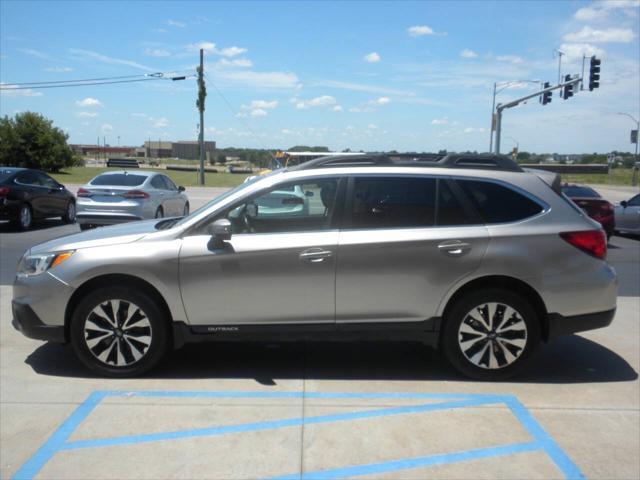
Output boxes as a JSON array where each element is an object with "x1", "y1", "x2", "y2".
[{"x1": 12, "y1": 391, "x2": 584, "y2": 480}]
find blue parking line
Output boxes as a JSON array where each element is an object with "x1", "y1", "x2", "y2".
[
  {"x1": 270, "y1": 442, "x2": 543, "y2": 480},
  {"x1": 61, "y1": 396, "x2": 500, "y2": 450},
  {"x1": 12, "y1": 391, "x2": 107, "y2": 480},
  {"x1": 505, "y1": 397, "x2": 584, "y2": 479},
  {"x1": 12, "y1": 390, "x2": 584, "y2": 480}
]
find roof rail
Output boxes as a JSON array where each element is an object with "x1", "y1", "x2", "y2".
[{"x1": 292, "y1": 153, "x2": 523, "y2": 172}]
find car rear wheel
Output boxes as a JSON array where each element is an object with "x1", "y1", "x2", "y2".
[
  {"x1": 63, "y1": 201, "x2": 76, "y2": 224},
  {"x1": 183, "y1": 203, "x2": 189, "y2": 216},
  {"x1": 70, "y1": 286, "x2": 169, "y2": 377},
  {"x1": 441, "y1": 288, "x2": 540, "y2": 380},
  {"x1": 16, "y1": 204, "x2": 32, "y2": 231}
]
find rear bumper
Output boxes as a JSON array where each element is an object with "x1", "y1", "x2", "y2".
[
  {"x1": 547, "y1": 308, "x2": 616, "y2": 340},
  {"x1": 0, "y1": 198, "x2": 20, "y2": 220},
  {"x1": 76, "y1": 212, "x2": 143, "y2": 225},
  {"x1": 12, "y1": 300, "x2": 65, "y2": 342}
]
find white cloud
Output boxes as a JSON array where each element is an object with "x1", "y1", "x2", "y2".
[
  {"x1": 250, "y1": 108, "x2": 267, "y2": 117},
  {"x1": 218, "y1": 46, "x2": 247, "y2": 57},
  {"x1": 460, "y1": 49, "x2": 478, "y2": 59},
  {"x1": 44, "y1": 66, "x2": 74, "y2": 72},
  {"x1": 364, "y1": 52, "x2": 381, "y2": 63},
  {"x1": 563, "y1": 26, "x2": 635, "y2": 43},
  {"x1": 559, "y1": 43, "x2": 605, "y2": 60},
  {"x1": 77, "y1": 111, "x2": 98, "y2": 118},
  {"x1": 371, "y1": 96, "x2": 390, "y2": 105},
  {"x1": 101, "y1": 124, "x2": 113, "y2": 133},
  {"x1": 333, "y1": 105, "x2": 343, "y2": 112},
  {"x1": 316, "y1": 80, "x2": 411, "y2": 96},
  {"x1": 496, "y1": 55, "x2": 523, "y2": 64},
  {"x1": 216, "y1": 58, "x2": 253, "y2": 68},
  {"x1": 19, "y1": 48, "x2": 55, "y2": 61},
  {"x1": 131, "y1": 113, "x2": 147, "y2": 118},
  {"x1": 431, "y1": 118, "x2": 449, "y2": 125},
  {"x1": 407, "y1": 25, "x2": 438, "y2": 37},
  {"x1": 245, "y1": 100, "x2": 278, "y2": 110},
  {"x1": 167, "y1": 19, "x2": 186, "y2": 28},
  {"x1": 151, "y1": 117, "x2": 169, "y2": 128},
  {"x1": 186, "y1": 42, "x2": 247, "y2": 57},
  {"x1": 215, "y1": 70, "x2": 298, "y2": 88},
  {"x1": 367, "y1": 124, "x2": 378, "y2": 130},
  {"x1": 295, "y1": 95, "x2": 337, "y2": 109},
  {"x1": 463, "y1": 127, "x2": 487, "y2": 134},
  {"x1": 69, "y1": 49, "x2": 154, "y2": 72},
  {"x1": 75, "y1": 97, "x2": 102, "y2": 107},
  {"x1": 0, "y1": 83, "x2": 43, "y2": 97},
  {"x1": 574, "y1": 1, "x2": 639, "y2": 21},
  {"x1": 144, "y1": 48, "x2": 171, "y2": 57}
]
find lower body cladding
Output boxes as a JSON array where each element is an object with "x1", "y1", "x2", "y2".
[{"x1": 76, "y1": 212, "x2": 143, "y2": 226}]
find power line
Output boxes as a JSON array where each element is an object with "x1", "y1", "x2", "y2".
[
  {"x1": 0, "y1": 74, "x2": 195, "y2": 90},
  {"x1": 5, "y1": 74, "x2": 149, "y2": 86}
]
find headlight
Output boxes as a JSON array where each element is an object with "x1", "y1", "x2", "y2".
[{"x1": 18, "y1": 251, "x2": 74, "y2": 276}]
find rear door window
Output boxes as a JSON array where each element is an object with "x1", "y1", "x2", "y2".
[
  {"x1": 436, "y1": 180, "x2": 478, "y2": 226},
  {"x1": 15, "y1": 171, "x2": 38, "y2": 185},
  {"x1": 348, "y1": 177, "x2": 436, "y2": 229},
  {"x1": 150, "y1": 176, "x2": 166, "y2": 189},
  {"x1": 455, "y1": 179, "x2": 544, "y2": 224},
  {"x1": 91, "y1": 174, "x2": 147, "y2": 187}
]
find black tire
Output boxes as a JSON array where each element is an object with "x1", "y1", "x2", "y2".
[
  {"x1": 183, "y1": 202, "x2": 190, "y2": 216},
  {"x1": 63, "y1": 201, "x2": 76, "y2": 224},
  {"x1": 155, "y1": 206, "x2": 164, "y2": 218},
  {"x1": 70, "y1": 286, "x2": 170, "y2": 377},
  {"x1": 79, "y1": 224, "x2": 94, "y2": 231},
  {"x1": 441, "y1": 288, "x2": 540, "y2": 381},
  {"x1": 15, "y1": 203, "x2": 33, "y2": 231}
]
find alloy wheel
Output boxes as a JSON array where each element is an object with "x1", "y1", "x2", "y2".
[
  {"x1": 457, "y1": 302, "x2": 528, "y2": 369},
  {"x1": 19, "y1": 206, "x2": 31, "y2": 229},
  {"x1": 67, "y1": 202, "x2": 76, "y2": 221},
  {"x1": 84, "y1": 299, "x2": 153, "y2": 367}
]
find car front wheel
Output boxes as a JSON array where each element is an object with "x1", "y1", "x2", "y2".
[
  {"x1": 70, "y1": 286, "x2": 169, "y2": 377},
  {"x1": 16, "y1": 204, "x2": 32, "y2": 231},
  {"x1": 63, "y1": 201, "x2": 76, "y2": 224},
  {"x1": 441, "y1": 288, "x2": 540, "y2": 380}
]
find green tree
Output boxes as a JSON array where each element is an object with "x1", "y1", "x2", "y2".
[
  {"x1": 217, "y1": 154, "x2": 227, "y2": 165},
  {"x1": 0, "y1": 112, "x2": 79, "y2": 172}
]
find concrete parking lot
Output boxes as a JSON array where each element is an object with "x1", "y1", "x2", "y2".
[{"x1": 1, "y1": 185, "x2": 638, "y2": 479}]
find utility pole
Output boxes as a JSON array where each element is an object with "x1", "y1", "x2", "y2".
[
  {"x1": 556, "y1": 49, "x2": 565, "y2": 98},
  {"x1": 196, "y1": 48, "x2": 207, "y2": 185}
]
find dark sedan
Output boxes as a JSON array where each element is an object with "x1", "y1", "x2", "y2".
[
  {"x1": 561, "y1": 183, "x2": 615, "y2": 240},
  {"x1": 0, "y1": 167, "x2": 76, "y2": 230}
]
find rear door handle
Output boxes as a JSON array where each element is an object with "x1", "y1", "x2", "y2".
[
  {"x1": 438, "y1": 240, "x2": 471, "y2": 256},
  {"x1": 300, "y1": 248, "x2": 333, "y2": 263}
]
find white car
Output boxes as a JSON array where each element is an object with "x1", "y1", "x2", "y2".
[
  {"x1": 76, "y1": 171, "x2": 189, "y2": 230},
  {"x1": 614, "y1": 193, "x2": 640, "y2": 235}
]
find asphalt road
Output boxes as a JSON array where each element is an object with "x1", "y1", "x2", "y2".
[{"x1": 1, "y1": 184, "x2": 638, "y2": 479}]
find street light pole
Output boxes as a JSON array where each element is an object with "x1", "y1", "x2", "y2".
[{"x1": 489, "y1": 80, "x2": 540, "y2": 152}]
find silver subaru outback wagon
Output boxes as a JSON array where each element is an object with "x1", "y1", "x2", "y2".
[{"x1": 12, "y1": 154, "x2": 617, "y2": 380}]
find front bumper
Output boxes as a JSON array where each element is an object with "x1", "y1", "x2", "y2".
[
  {"x1": 12, "y1": 300, "x2": 65, "y2": 342},
  {"x1": 547, "y1": 308, "x2": 616, "y2": 340}
]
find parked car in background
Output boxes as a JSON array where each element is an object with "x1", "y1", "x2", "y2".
[
  {"x1": 0, "y1": 167, "x2": 76, "y2": 230},
  {"x1": 561, "y1": 184, "x2": 615, "y2": 240},
  {"x1": 76, "y1": 171, "x2": 189, "y2": 230},
  {"x1": 614, "y1": 193, "x2": 640, "y2": 236}
]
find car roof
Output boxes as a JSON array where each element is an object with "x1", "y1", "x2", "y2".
[
  {"x1": 94, "y1": 170, "x2": 158, "y2": 176},
  {"x1": 0, "y1": 167, "x2": 27, "y2": 174}
]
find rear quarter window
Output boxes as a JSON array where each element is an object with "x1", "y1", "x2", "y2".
[
  {"x1": 455, "y1": 179, "x2": 544, "y2": 224},
  {"x1": 90, "y1": 174, "x2": 147, "y2": 187}
]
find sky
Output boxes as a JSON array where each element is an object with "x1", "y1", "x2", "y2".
[{"x1": 1, "y1": 0, "x2": 639, "y2": 154}]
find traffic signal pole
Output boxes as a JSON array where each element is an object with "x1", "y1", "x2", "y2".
[{"x1": 495, "y1": 77, "x2": 581, "y2": 154}]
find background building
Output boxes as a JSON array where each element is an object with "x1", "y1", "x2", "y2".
[{"x1": 171, "y1": 141, "x2": 216, "y2": 160}]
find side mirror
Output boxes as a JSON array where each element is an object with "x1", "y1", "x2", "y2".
[
  {"x1": 178, "y1": 186, "x2": 185, "y2": 192},
  {"x1": 208, "y1": 218, "x2": 232, "y2": 241},
  {"x1": 621, "y1": 200, "x2": 628, "y2": 208}
]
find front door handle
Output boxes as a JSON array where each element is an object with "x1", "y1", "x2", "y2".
[
  {"x1": 438, "y1": 240, "x2": 471, "y2": 256},
  {"x1": 300, "y1": 248, "x2": 333, "y2": 263}
]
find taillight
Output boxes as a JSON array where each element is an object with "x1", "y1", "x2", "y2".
[
  {"x1": 77, "y1": 188, "x2": 92, "y2": 197},
  {"x1": 560, "y1": 230, "x2": 607, "y2": 260},
  {"x1": 123, "y1": 190, "x2": 150, "y2": 199},
  {"x1": 0, "y1": 186, "x2": 10, "y2": 196}
]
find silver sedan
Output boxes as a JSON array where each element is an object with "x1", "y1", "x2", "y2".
[
  {"x1": 76, "y1": 170, "x2": 189, "y2": 230},
  {"x1": 614, "y1": 193, "x2": 640, "y2": 236}
]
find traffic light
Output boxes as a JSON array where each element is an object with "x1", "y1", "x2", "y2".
[
  {"x1": 541, "y1": 82, "x2": 552, "y2": 105},
  {"x1": 563, "y1": 75, "x2": 574, "y2": 100},
  {"x1": 589, "y1": 56, "x2": 601, "y2": 91}
]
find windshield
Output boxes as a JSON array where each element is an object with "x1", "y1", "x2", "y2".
[
  {"x1": 172, "y1": 172, "x2": 277, "y2": 228},
  {"x1": 561, "y1": 185, "x2": 600, "y2": 198},
  {"x1": 90, "y1": 173, "x2": 147, "y2": 187}
]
